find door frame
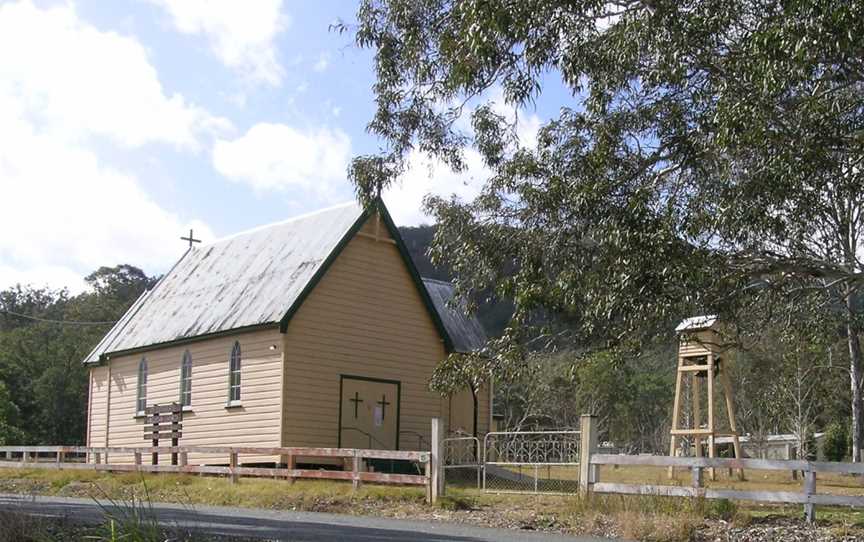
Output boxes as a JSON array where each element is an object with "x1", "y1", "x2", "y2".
[{"x1": 337, "y1": 374, "x2": 402, "y2": 450}]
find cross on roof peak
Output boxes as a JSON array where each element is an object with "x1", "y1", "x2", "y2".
[{"x1": 180, "y1": 229, "x2": 201, "y2": 249}]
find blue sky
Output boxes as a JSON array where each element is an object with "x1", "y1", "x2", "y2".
[{"x1": 0, "y1": 0, "x2": 548, "y2": 292}]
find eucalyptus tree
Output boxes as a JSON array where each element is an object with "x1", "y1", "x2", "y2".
[{"x1": 346, "y1": 1, "x2": 864, "y2": 457}]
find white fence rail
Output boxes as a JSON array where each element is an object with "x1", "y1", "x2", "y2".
[
  {"x1": 577, "y1": 415, "x2": 864, "y2": 523},
  {"x1": 7, "y1": 417, "x2": 862, "y2": 521}
]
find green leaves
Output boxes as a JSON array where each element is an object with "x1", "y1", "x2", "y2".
[
  {"x1": 351, "y1": 2, "x2": 864, "y2": 453},
  {"x1": 0, "y1": 265, "x2": 153, "y2": 445},
  {"x1": 350, "y1": 0, "x2": 864, "y2": 350}
]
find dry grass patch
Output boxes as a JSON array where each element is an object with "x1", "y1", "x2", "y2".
[
  {"x1": 0, "y1": 468, "x2": 426, "y2": 512},
  {"x1": 3, "y1": 468, "x2": 864, "y2": 541}
]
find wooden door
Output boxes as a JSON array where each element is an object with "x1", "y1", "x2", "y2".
[{"x1": 339, "y1": 376, "x2": 400, "y2": 449}]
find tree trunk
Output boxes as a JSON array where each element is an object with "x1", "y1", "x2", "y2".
[
  {"x1": 849, "y1": 291, "x2": 863, "y2": 463},
  {"x1": 470, "y1": 384, "x2": 479, "y2": 438}
]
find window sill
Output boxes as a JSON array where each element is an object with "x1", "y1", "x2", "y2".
[
  {"x1": 225, "y1": 401, "x2": 243, "y2": 409},
  {"x1": 134, "y1": 411, "x2": 146, "y2": 419},
  {"x1": 181, "y1": 405, "x2": 193, "y2": 413}
]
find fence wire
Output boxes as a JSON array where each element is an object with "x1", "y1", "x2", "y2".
[
  {"x1": 482, "y1": 431, "x2": 581, "y2": 494},
  {"x1": 442, "y1": 435, "x2": 482, "y2": 490}
]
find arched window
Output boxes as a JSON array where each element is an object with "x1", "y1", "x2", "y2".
[
  {"x1": 136, "y1": 357, "x2": 148, "y2": 414},
  {"x1": 228, "y1": 342, "x2": 241, "y2": 403},
  {"x1": 180, "y1": 350, "x2": 192, "y2": 407}
]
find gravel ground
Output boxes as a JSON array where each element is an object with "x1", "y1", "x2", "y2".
[
  {"x1": 696, "y1": 517, "x2": 863, "y2": 542},
  {"x1": 292, "y1": 497, "x2": 864, "y2": 541}
]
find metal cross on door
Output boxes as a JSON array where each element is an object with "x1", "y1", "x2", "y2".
[
  {"x1": 377, "y1": 395, "x2": 390, "y2": 419},
  {"x1": 349, "y1": 392, "x2": 363, "y2": 418}
]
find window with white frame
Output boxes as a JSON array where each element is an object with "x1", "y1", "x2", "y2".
[
  {"x1": 180, "y1": 350, "x2": 192, "y2": 407},
  {"x1": 136, "y1": 357, "x2": 148, "y2": 414},
  {"x1": 228, "y1": 341, "x2": 241, "y2": 403}
]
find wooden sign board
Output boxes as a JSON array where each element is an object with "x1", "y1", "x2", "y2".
[
  {"x1": 144, "y1": 432, "x2": 182, "y2": 441},
  {"x1": 144, "y1": 404, "x2": 182, "y2": 415},
  {"x1": 147, "y1": 423, "x2": 182, "y2": 432},
  {"x1": 144, "y1": 404, "x2": 183, "y2": 465},
  {"x1": 146, "y1": 414, "x2": 182, "y2": 424}
]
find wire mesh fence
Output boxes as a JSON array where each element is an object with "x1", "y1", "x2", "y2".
[
  {"x1": 482, "y1": 431, "x2": 581, "y2": 494},
  {"x1": 483, "y1": 463, "x2": 581, "y2": 493},
  {"x1": 442, "y1": 435, "x2": 482, "y2": 490}
]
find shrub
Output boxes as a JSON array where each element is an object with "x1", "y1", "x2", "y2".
[
  {"x1": 707, "y1": 498, "x2": 738, "y2": 522},
  {"x1": 823, "y1": 422, "x2": 849, "y2": 462}
]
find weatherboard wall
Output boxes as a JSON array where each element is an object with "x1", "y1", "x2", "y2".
[
  {"x1": 280, "y1": 214, "x2": 491, "y2": 452},
  {"x1": 88, "y1": 328, "x2": 283, "y2": 464},
  {"x1": 87, "y1": 365, "x2": 109, "y2": 449}
]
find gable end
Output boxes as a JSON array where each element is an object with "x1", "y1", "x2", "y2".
[{"x1": 278, "y1": 200, "x2": 455, "y2": 352}]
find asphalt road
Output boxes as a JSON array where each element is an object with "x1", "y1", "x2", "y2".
[{"x1": 0, "y1": 494, "x2": 615, "y2": 542}]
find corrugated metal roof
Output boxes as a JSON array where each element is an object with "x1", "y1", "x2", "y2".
[
  {"x1": 423, "y1": 279, "x2": 487, "y2": 353},
  {"x1": 85, "y1": 202, "x2": 366, "y2": 363},
  {"x1": 675, "y1": 314, "x2": 718, "y2": 333},
  {"x1": 84, "y1": 201, "x2": 488, "y2": 364}
]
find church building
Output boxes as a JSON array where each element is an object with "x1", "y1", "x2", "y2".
[{"x1": 83, "y1": 200, "x2": 489, "y2": 464}]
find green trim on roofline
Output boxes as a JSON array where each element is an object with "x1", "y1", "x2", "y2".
[
  {"x1": 277, "y1": 208, "x2": 370, "y2": 333},
  {"x1": 376, "y1": 200, "x2": 455, "y2": 352},
  {"x1": 90, "y1": 322, "x2": 280, "y2": 365},
  {"x1": 91, "y1": 199, "x2": 456, "y2": 366},
  {"x1": 278, "y1": 199, "x2": 455, "y2": 352}
]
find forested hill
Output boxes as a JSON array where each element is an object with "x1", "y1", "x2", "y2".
[{"x1": 0, "y1": 266, "x2": 155, "y2": 446}]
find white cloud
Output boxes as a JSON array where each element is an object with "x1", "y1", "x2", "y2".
[
  {"x1": 148, "y1": 0, "x2": 288, "y2": 86},
  {"x1": 385, "y1": 86, "x2": 543, "y2": 226},
  {"x1": 0, "y1": 114, "x2": 214, "y2": 292},
  {"x1": 0, "y1": 1, "x2": 217, "y2": 292},
  {"x1": 313, "y1": 51, "x2": 331, "y2": 73},
  {"x1": 384, "y1": 149, "x2": 489, "y2": 227},
  {"x1": 0, "y1": 1, "x2": 229, "y2": 150},
  {"x1": 212, "y1": 123, "x2": 352, "y2": 198}
]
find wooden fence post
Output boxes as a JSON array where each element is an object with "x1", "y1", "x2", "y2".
[
  {"x1": 229, "y1": 452, "x2": 238, "y2": 484},
  {"x1": 804, "y1": 467, "x2": 816, "y2": 523},
  {"x1": 692, "y1": 466, "x2": 703, "y2": 489},
  {"x1": 286, "y1": 454, "x2": 295, "y2": 485},
  {"x1": 134, "y1": 452, "x2": 142, "y2": 470},
  {"x1": 430, "y1": 417, "x2": 441, "y2": 504},
  {"x1": 579, "y1": 414, "x2": 598, "y2": 497},
  {"x1": 352, "y1": 451, "x2": 362, "y2": 491},
  {"x1": 424, "y1": 453, "x2": 432, "y2": 503}
]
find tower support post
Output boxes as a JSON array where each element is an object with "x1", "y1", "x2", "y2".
[{"x1": 669, "y1": 317, "x2": 743, "y2": 481}]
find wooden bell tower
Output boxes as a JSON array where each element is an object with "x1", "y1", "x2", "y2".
[{"x1": 669, "y1": 316, "x2": 743, "y2": 480}]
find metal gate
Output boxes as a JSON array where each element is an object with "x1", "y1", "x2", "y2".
[
  {"x1": 482, "y1": 431, "x2": 581, "y2": 494},
  {"x1": 442, "y1": 434, "x2": 481, "y2": 490}
]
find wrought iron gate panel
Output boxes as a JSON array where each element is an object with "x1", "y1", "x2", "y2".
[
  {"x1": 482, "y1": 431, "x2": 581, "y2": 494},
  {"x1": 442, "y1": 435, "x2": 481, "y2": 489}
]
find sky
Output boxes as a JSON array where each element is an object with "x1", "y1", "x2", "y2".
[{"x1": 0, "y1": 0, "x2": 549, "y2": 293}]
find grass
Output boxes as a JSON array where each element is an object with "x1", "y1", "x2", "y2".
[
  {"x1": 2, "y1": 467, "x2": 864, "y2": 541},
  {"x1": 0, "y1": 468, "x2": 427, "y2": 511}
]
